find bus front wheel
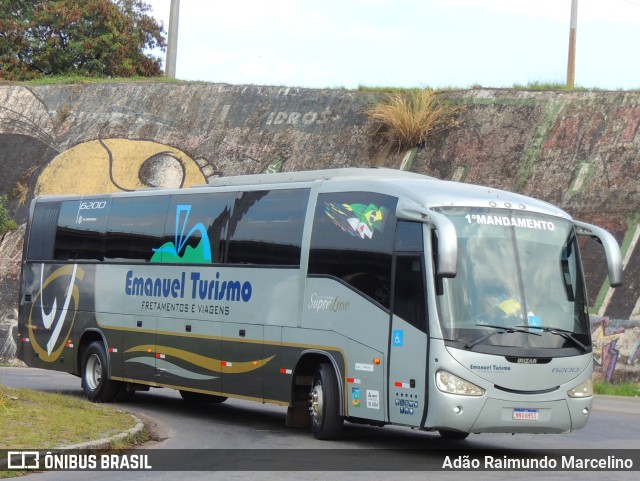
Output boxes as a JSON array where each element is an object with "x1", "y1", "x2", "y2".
[
  {"x1": 309, "y1": 363, "x2": 343, "y2": 440},
  {"x1": 81, "y1": 341, "x2": 119, "y2": 402}
]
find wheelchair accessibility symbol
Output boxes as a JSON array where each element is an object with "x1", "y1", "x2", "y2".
[{"x1": 392, "y1": 329, "x2": 404, "y2": 347}]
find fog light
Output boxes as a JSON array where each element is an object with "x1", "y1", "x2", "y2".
[
  {"x1": 453, "y1": 405, "x2": 462, "y2": 414},
  {"x1": 582, "y1": 408, "x2": 589, "y2": 415}
]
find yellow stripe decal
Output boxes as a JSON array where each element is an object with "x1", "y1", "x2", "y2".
[{"x1": 125, "y1": 344, "x2": 276, "y2": 374}]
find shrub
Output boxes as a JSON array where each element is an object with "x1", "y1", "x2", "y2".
[
  {"x1": 0, "y1": 195, "x2": 18, "y2": 234},
  {"x1": 366, "y1": 89, "x2": 462, "y2": 151}
]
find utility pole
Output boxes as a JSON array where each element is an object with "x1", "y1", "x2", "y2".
[
  {"x1": 165, "y1": 0, "x2": 180, "y2": 78},
  {"x1": 566, "y1": 0, "x2": 578, "y2": 88}
]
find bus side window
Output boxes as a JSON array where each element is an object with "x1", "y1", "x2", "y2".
[
  {"x1": 393, "y1": 256, "x2": 427, "y2": 332},
  {"x1": 104, "y1": 196, "x2": 170, "y2": 262},
  {"x1": 54, "y1": 199, "x2": 110, "y2": 261},
  {"x1": 156, "y1": 192, "x2": 235, "y2": 264},
  {"x1": 309, "y1": 192, "x2": 397, "y2": 309},
  {"x1": 393, "y1": 222, "x2": 427, "y2": 332},
  {"x1": 227, "y1": 189, "x2": 309, "y2": 266},
  {"x1": 28, "y1": 202, "x2": 60, "y2": 261}
]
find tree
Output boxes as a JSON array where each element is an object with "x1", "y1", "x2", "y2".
[{"x1": 0, "y1": 0, "x2": 166, "y2": 80}]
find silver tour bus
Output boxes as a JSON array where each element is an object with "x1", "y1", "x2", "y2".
[{"x1": 17, "y1": 168, "x2": 622, "y2": 440}]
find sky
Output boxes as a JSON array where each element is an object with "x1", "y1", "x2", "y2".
[{"x1": 143, "y1": 0, "x2": 640, "y2": 90}]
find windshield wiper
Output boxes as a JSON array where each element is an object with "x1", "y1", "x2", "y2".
[
  {"x1": 514, "y1": 325, "x2": 589, "y2": 353},
  {"x1": 465, "y1": 324, "x2": 541, "y2": 349}
]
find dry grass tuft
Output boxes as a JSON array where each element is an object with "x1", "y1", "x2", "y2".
[
  {"x1": 13, "y1": 181, "x2": 29, "y2": 206},
  {"x1": 366, "y1": 90, "x2": 462, "y2": 151}
]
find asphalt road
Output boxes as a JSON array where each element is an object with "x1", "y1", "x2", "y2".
[{"x1": 1, "y1": 367, "x2": 639, "y2": 480}]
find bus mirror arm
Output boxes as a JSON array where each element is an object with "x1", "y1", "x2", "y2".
[
  {"x1": 396, "y1": 202, "x2": 457, "y2": 278},
  {"x1": 573, "y1": 220, "x2": 623, "y2": 287}
]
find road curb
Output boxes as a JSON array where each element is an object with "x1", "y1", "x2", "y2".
[{"x1": 61, "y1": 412, "x2": 146, "y2": 450}]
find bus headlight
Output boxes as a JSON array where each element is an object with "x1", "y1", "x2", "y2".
[
  {"x1": 567, "y1": 378, "x2": 593, "y2": 398},
  {"x1": 436, "y1": 370, "x2": 485, "y2": 396}
]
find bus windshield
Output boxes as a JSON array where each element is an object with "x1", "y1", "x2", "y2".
[{"x1": 434, "y1": 207, "x2": 590, "y2": 354}]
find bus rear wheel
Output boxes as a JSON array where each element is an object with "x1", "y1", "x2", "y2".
[
  {"x1": 81, "y1": 341, "x2": 119, "y2": 402},
  {"x1": 309, "y1": 363, "x2": 343, "y2": 440}
]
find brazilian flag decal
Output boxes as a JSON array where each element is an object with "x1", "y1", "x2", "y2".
[{"x1": 324, "y1": 202, "x2": 389, "y2": 240}]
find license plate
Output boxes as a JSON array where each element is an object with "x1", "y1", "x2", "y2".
[{"x1": 513, "y1": 408, "x2": 539, "y2": 420}]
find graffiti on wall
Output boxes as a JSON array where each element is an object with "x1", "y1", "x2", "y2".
[
  {"x1": 35, "y1": 139, "x2": 205, "y2": 196},
  {"x1": 1, "y1": 86, "x2": 210, "y2": 214},
  {"x1": 591, "y1": 316, "x2": 640, "y2": 383}
]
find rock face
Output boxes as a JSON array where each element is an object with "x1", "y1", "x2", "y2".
[
  {"x1": 0, "y1": 224, "x2": 25, "y2": 362},
  {"x1": 0, "y1": 83, "x2": 638, "y2": 381}
]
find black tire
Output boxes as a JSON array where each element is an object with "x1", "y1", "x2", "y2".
[
  {"x1": 179, "y1": 390, "x2": 228, "y2": 404},
  {"x1": 81, "y1": 341, "x2": 119, "y2": 402},
  {"x1": 309, "y1": 362, "x2": 343, "y2": 440},
  {"x1": 438, "y1": 429, "x2": 469, "y2": 440}
]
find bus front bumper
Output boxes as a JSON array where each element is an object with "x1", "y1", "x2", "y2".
[{"x1": 471, "y1": 397, "x2": 592, "y2": 433}]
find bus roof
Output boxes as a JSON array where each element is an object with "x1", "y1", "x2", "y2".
[
  {"x1": 34, "y1": 168, "x2": 571, "y2": 220},
  {"x1": 202, "y1": 168, "x2": 569, "y2": 219},
  {"x1": 202, "y1": 167, "x2": 433, "y2": 186}
]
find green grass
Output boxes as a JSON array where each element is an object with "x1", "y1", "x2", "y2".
[
  {"x1": 593, "y1": 381, "x2": 640, "y2": 397},
  {"x1": 4, "y1": 74, "x2": 634, "y2": 91},
  {"x1": 0, "y1": 384, "x2": 144, "y2": 450},
  {"x1": 357, "y1": 85, "x2": 425, "y2": 94},
  {"x1": 14, "y1": 74, "x2": 185, "y2": 86},
  {"x1": 511, "y1": 81, "x2": 587, "y2": 91}
]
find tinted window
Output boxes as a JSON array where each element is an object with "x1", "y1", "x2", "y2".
[
  {"x1": 27, "y1": 202, "x2": 60, "y2": 261},
  {"x1": 105, "y1": 196, "x2": 170, "y2": 262},
  {"x1": 154, "y1": 192, "x2": 234, "y2": 264},
  {"x1": 54, "y1": 199, "x2": 110, "y2": 261},
  {"x1": 309, "y1": 192, "x2": 397, "y2": 308},
  {"x1": 227, "y1": 189, "x2": 309, "y2": 266},
  {"x1": 393, "y1": 255, "x2": 427, "y2": 332},
  {"x1": 395, "y1": 221, "x2": 423, "y2": 252}
]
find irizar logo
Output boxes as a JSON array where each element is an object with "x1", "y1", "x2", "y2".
[
  {"x1": 516, "y1": 358, "x2": 538, "y2": 364},
  {"x1": 28, "y1": 264, "x2": 84, "y2": 362}
]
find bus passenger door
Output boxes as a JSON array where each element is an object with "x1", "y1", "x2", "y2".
[{"x1": 387, "y1": 248, "x2": 429, "y2": 426}]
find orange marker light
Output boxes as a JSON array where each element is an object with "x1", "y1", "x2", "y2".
[{"x1": 373, "y1": 358, "x2": 381, "y2": 365}]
